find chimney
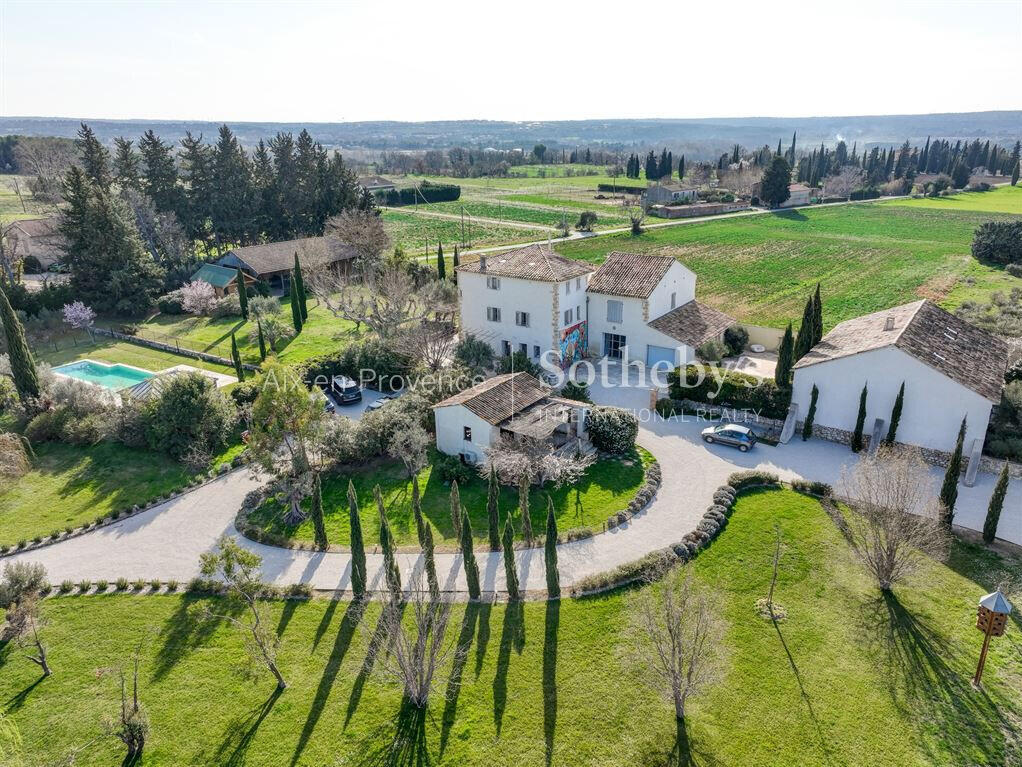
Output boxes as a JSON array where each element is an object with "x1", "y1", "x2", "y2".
[
  {"x1": 479, "y1": 256, "x2": 487, "y2": 271},
  {"x1": 883, "y1": 315, "x2": 895, "y2": 331}
]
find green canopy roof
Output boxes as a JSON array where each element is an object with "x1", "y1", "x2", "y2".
[{"x1": 190, "y1": 263, "x2": 239, "y2": 289}]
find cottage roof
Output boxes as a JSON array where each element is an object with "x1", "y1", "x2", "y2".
[
  {"x1": 357, "y1": 175, "x2": 395, "y2": 189},
  {"x1": 793, "y1": 300, "x2": 1007, "y2": 402},
  {"x1": 190, "y1": 263, "x2": 239, "y2": 289},
  {"x1": 432, "y1": 372, "x2": 550, "y2": 425},
  {"x1": 587, "y1": 251, "x2": 676, "y2": 298},
  {"x1": 220, "y1": 237, "x2": 353, "y2": 277},
  {"x1": 456, "y1": 244, "x2": 591, "y2": 283},
  {"x1": 647, "y1": 300, "x2": 736, "y2": 347}
]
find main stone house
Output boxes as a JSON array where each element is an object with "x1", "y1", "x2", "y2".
[{"x1": 456, "y1": 245, "x2": 734, "y2": 369}]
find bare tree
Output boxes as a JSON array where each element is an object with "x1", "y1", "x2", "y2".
[
  {"x1": 391, "y1": 319, "x2": 457, "y2": 371},
  {"x1": 14, "y1": 137, "x2": 76, "y2": 204},
  {"x1": 387, "y1": 413, "x2": 432, "y2": 479},
  {"x1": 100, "y1": 631, "x2": 152, "y2": 761},
  {"x1": 719, "y1": 166, "x2": 763, "y2": 198},
  {"x1": 324, "y1": 209, "x2": 391, "y2": 275},
  {"x1": 838, "y1": 446, "x2": 950, "y2": 591},
  {"x1": 4, "y1": 177, "x2": 27, "y2": 213},
  {"x1": 372, "y1": 571, "x2": 457, "y2": 708},
  {"x1": 823, "y1": 166, "x2": 866, "y2": 199},
  {"x1": 2, "y1": 593, "x2": 51, "y2": 677},
  {"x1": 199, "y1": 536, "x2": 287, "y2": 689},
  {"x1": 482, "y1": 435, "x2": 594, "y2": 488},
  {"x1": 624, "y1": 567, "x2": 726, "y2": 720}
]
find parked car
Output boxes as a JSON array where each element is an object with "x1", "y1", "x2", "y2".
[
  {"x1": 320, "y1": 375, "x2": 362, "y2": 404},
  {"x1": 701, "y1": 423, "x2": 757, "y2": 452},
  {"x1": 366, "y1": 394, "x2": 396, "y2": 412}
]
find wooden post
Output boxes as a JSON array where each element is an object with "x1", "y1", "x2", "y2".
[{"x1": 974, "y1": 613, "x2": 995, "y2": 685}]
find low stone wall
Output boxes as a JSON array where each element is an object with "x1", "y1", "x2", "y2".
[{"x1": 674, "y1": 398, "x2": 785, "y2": 436}]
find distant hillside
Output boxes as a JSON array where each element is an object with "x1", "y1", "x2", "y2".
[{"x1": 1, "y1": 112, "x2": 1019, "y2": 157}]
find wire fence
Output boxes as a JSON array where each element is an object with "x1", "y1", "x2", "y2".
[{"x1": 89, "y1": 326, "x2": 259, "y2": 371}]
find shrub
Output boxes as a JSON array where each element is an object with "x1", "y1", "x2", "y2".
[
  {"x1": 77, "y1": 579, "x2": 91, "y2": 592},
  {"x1": 849, "y1": 187, "x2": 880, "y2": 201},
  {"x1": 95, "y1": 579, "x2": 108, "y2": 592},
  {"x1": 453, "y1": 333, "x2": 495, "y2": 374},
  {"x1": 301, "y1": 339, "x2": 410, "y2": 393},
  {"x1": 585, "y1": 406, "x2": 639, "y2": 454},
  {"x1": 972, "y1": 221, "x2": 1022, "y2": 265},
  {"x1": 24, "y1": 407, "x2": 72, "y2": 443},
  {"x1": 132, "y1": 579, "x2": 147, "y2": 591},
  {"x1": 723, "y1": 326, "x2": 749, "y2": 356},
  {"x1": 156, "y1": 289, "x2": 186, "y2": 315},
  {"x1": 668, "y1": 365, "x2": 791, "y2": 419},
  {"x1": 434, "y1": 453, "x2": 474, "y2": 484},
  {"x1": 115, "y1": 577, "x2": 129, "y2": 591},
  {"x1": 212, "y1": 294, "x2": 242, "y2": 318},
  {"x1": 285, "y1": 583, "x2": 313, "y2": 598},
  {"x1": 166, "y1": 580, "x2": 179, "y2": 592},
  {"x1": 791, "y1": 478, "x2": 833, "y2": 497},
  {"x1": 142, "y1": 372, "x2": 237, "y2": 459},
  {"x1": 149, "y1": 579, "x2": 161, "y2": 591},
  {"x1": 654, "y1": 398, "x2": 677, "y2": 417},
  {"x1": 696, "y1": 339, "x2": 727, "y2": 362},
  {"x1": 59, "y1": 579, "x2": 74, "y2": 593},
  {"x1": 727, "y1": 470, "x2": 780, "y2": 489},
  {"x1": 497, "y1": 351, "x2": 541, "y2": 378},
  {"x1": 571, "y1": 548, "x2": 679, "y2": 595},
  {"x1": 558, "y1": 380, "x2": 592, "y2": 403},
  {"x1": 1006, "y1": 263, "x2": 1022, "y2": 278}
]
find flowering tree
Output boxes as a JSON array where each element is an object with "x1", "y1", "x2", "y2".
[
  {"x1": 180, "y1": 280, "x2": 218, "y2": 316},
  {"x1": 61, "y1": 301, "x2": 96, "y2": 329},
  {"x1": 481, "y1": 435, "x2": 594, "y2": 488}
]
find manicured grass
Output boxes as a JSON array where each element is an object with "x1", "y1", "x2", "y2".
[
  {"x1": 887, "y1": 184, "x2": 1022, "y2": 214},
  {"x1": 130, "y1": 297, "x2": 361, "y2": 366},
  {"x1": 556, "y1": 202, "x2": 1022, "y2": 329},
  {"x1": 2, "y1": 489, "x2": 1018, "y2": 765},
  {"x1": 246, "y1": 448, "x2": 653, "y2": 548},
  {"x1": 0, "y1": 174, "x2": 50, "y2": 224},
  {"x1": 31, "y1": 333, "x2": 234, "y2": 376},
  {"x1": 0, "y1": 441, "x2": 193, "y2": 545},
  {"x1": 381, "y1": 209, "x2": 536, "y2": 252}
]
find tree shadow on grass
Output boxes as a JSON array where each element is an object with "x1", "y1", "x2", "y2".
[
  {"x1": 2, "y1": 675, "x2": 44, "y2": 714},
  {"x1": 439, "y1": 602, "x2": 480, "y2": 756},
  {"x1": 345, "y1": 698, "x2": 435, "y2": 767},
  {"x1": 345, "y1": 602, "x2": 405, "y2": 730},
  {"x1": 860, "y1": 590, "x2": 1021, "y2": 766},
  {"x1": 151, "y1": 595, "x2": 244, "y2": 681},
  {"x1": 210, "y1": 686, "x2": 282, "y2": 767},
  {"x1": 290, "y1": 599, "x2": 366, "y2": 766},
  {"x1": 275, "y1": 599, "x2": 300, "y2": 637},
  {"x1": 543, "y1": 599, "x2": 559, "y2": 767},
  {"x1": 492, "y1": 600, "x2": 525, "y2": 736},
  {"x1": 473, "y1": 601, "x2": 492, "y2": 680}
]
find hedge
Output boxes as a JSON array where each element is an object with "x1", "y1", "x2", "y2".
[
  {"x1": 667, "y1": 365, "x2": 791, "y2": 419},
  {"x1": 299, "y1": 339, "x2": 410, "y2": 391},
  {"x1": 597, "y1": 183, "x2": 646, "y2": 194},
  {"x1": 378, "y1": 181, "x2": 461, "y2": 206}
]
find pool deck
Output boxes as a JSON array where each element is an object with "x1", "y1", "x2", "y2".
[{"x1": 53, "y1": 359, "x2": 237, "y2": 393}]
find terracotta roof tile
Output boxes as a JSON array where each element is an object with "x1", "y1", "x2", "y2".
[
  {"x1": 432, "y1": 372, "x2": 550, "y2": 425},
  {"x1": 587, "y1": 251, "x2": 676, "y2": 298},
  {"x1": 647, "y1": 300, "x2": 736, "y2": 347}
]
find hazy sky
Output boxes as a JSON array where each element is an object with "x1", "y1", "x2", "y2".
[{"x1": 2, "y1": 0, "x2": 1020, "y2": 123}]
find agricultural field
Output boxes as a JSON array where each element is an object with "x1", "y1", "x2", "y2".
[
  {"x1": 2, "y1": 489, "x2": 1018, "y2": 765},
  {"x1": 381, "y1": 208, "x2": 536, "y2": 253},
  {"x1": 887, "y1": 183, "x2": 1022, "y2": 215},
  {"x1": 556, "y1": 195, "x2": 1022, "y2": 330},
  {"x1": 0, "y1": 174, "x2": 52, "y2": 223}
]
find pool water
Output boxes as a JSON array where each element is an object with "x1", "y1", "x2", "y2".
[{"x1": 53, "y1": 360, "x2": 155, "y2": 390}]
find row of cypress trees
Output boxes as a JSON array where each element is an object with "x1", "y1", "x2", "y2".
[{"x1": 775, "y1": 284, "x2": 823, "y2": 388}]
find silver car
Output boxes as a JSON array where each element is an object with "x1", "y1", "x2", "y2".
[{"x1": 701, "y1": 423, "x2": 757, "y2": 452}]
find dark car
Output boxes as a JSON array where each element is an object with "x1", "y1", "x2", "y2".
[
  {"x1": 325, "y1": 375, "x2": 362, "y2": 404},
  {"x1": 701, "y1": 423, "x2": 757, "y2": 452}
]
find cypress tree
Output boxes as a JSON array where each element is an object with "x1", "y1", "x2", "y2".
[
  {"x1": 437, "y1": 241, "x2": 446, "y2": 280},
  {"x1": 293, "y1": 252, "x2": 308, "y2": 321},
  {"x1": 452, "y1": 245, "x2": 460, "y2": 283},
  {"x1": 289, "y1": 277, "x2": 303, "y2": 334},
  {"x1": 487, "y1": 465, "x2": 501, "y2": 551},
  {"x1": 376, "y1": 485, "x2": 402, "y2": 601},
  {"x1": 544, "y1": 496, "x2": 559, "y2": 598},
  {"x1": 502, "y1": 518, "x2": 520, "y2": 601},
  {"x1": 775, "y1": 323, "x2": 794, "y2": 387},
  {"x1": 982, "y1": 462, "x2": 1009, "y2": 544},
  {"x1": 347, "y1": 480, "x2": 367, "y2": 598},
  {"x1": 885, "y1": 382, "x2": 905, "y2": 446},
  {"x1": 811, "y1": 283, "x2": 823, "y2": 345},
  {"x1": 0, "y1": 283, "x2": 40, "y2": 401},
  {"x1": 851, "y1": 383, "x2": 868, "y2": 453},
  {"x1": 678, "y1": 155, "x2": 685, "y2": 180},
  {"x1": 801, "y1": 384, "x2": 818, "y2": 441},
  {"x1": 412, "y1": 477, "x2": 439, "y2": 598},
  {"x1": 939, "y1": 417, "x2": 967, "y2": 529},
  {"x1": 460, "y1": 507, "x2": 481, "y2": 600},
  {"x1": 230, "y1": 333, "x2": 245, "y2": 382},
  {"x1": 794, "y1": 298, "x2": 815, "y2": 360},
  {"x1": 450, "y1": 480, "x2": 462, "y2": 538},
  {"x1": 256, "y1": 319, "x2": 267, "y2": 360},
  {"x1": 310, "y1": 471, "x2": 327, "y2": 549},
  {"x1": 518, "y1": 474, "x2": 534, "y2": 543},
  {"x1": 1012, "y1": 161, "x2": 1020, "y2": 187},
  {"x1": 236, "y1": 268, "x2": 249, "y2": 320}
]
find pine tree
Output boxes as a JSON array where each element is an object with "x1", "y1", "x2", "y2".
[
  {"x1": 939, "y1": 417, "x2": 967, "y2": 529},
  {"x1": 348, "y1": 480, "x2": 367, "y2": 598},
  {"x1": 376, "y1": 485, "x2": 402, "y2": 600},
  {"x1": 76, "y1": 122, "x2": 111, "y2": 190},
  {"x1": 982, "y1": 462, "x2": 1009, "y2": 544},
  {"x1": 759, "y1": 156, "x2": 792, "y2": 207},
  {"x1": 436, "y1": 241, "x2": 446, "y2": 280},
  {"x1": 310, "y1": 471, "x2": 327, "y2": 549},
  {"x1": 452, "y1": 244, "x2": 460, "y2": 283},
  {"x1": 112, "y1": 137, "x2": 141, "y2": 189},
  {"x1": 450, "y1": 480, "x2": 462, "y2": 538},
  {"x1": 289, "y1": 277, "x2": 303, "y2": 334},
  {"x1": 0, "y1": 283, "x2": 40, "y2": 401},
  {"x1": 851, "y1": 383, "x2": 868, "y2": 453},
  {"x1": 412, "y1": 476, "x2": 439, "y2": 598},
  {"x1": 230, "y1": 334, "x2": 245, "y2": 382},
  {"x1": 801, "y1": 384, "x2": 818, "y2": 441},
  {"x1": 487, "y1": 466, "x2": 501, "y2": 551},
  {"x1": 544, "y1": 496, "x2": 559, "y2": 598},
  {"x1": 794, "y1": 298, "x2": 815, "y2": 360},
  {"x1": 502, "y1": 517, "x2": 520, "y2": 601},
  {"x1": 256, "y1": 319, "x2": 267, "y2": 360},
  {"x1": 775, "y1": 323, "x2": 794, "y2": 387},
  {"x1": 884, "y1": 382, "x2": 905, "y2": 445},
  {"x1": 811, "y1": 283, "x2": 823, "y2": 345},
  {"x1": 460, "y1": 507, "x2": 481, "y2": 600},
  {"x1": 236, "y1": 268, "x2": 249, "y2": 320},
  {"x1": 518, "y1": 474, "x2": 533, "y2": 543},
  {"x1": 293, "y1": 253, "x2": 308, "y2": 321}
]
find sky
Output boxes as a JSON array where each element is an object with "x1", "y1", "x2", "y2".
[{"x1": 2, "y1": 0, "x2": 1020, "y2": 123}]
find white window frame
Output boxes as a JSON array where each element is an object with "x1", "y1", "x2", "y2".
[
  {"x1": 515, "y1": 311, "x2": 530, "y2": 327},
  {"x1": 487, "y1": 306, "x2": 501, "y2": 322},
  {"x1": 486, "y1": 276, "x2": 501, "y2": 290},
  {"x1": 607, "y1": 300, "x2": 623, "y2": 323}
]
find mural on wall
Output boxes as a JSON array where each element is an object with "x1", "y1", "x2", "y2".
[{"x1": 559, "y1": 321, "x2": 588, "y2": 369}]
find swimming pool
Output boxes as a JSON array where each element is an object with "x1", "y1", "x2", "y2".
[{"x1": 53, "y1": 360, "x2": 155, "y2": 390}]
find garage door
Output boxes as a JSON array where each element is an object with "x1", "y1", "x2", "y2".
[{"x1": 646, "y1": 345, "x2": 675, "y2": 367}]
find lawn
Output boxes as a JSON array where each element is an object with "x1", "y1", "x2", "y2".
[
  {"x1": 2, "y1": 489, "x2": 1018, "y2": 765},
  {"x1": 556, "y1": 202, "x2": 1022, "y2": 329},
  {"x1": 0, "y1": 174, "x2": 51, "y2": 224},
  {"x1": 128, "y1": 296, "x2": 361, "y2": 367},
  {"x1": 31, "y1": 332, "x2": 235, "y2": 377},
  {"x1": 246, "y1": 448, "x2": 653, "y2": 548},
  {"x1": 0, "y1": 441, "x2": 194, "y2": 546},
  {"x1": 887, "y1": 184, "x2": 1022, "y2": 215}
]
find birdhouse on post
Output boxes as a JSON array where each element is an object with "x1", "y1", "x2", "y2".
[{"x1": 974, "y1": 590, "x2": 1013, "y2": 685}]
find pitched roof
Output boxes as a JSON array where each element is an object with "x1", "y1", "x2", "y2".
[
  {"x1": 221, "y1": 237, "x2": 354, "y2": 276},
  {"x1": 456, "y1": 244, "x2": 592, "y2": 283},
  {"x1": 5, "y1": 217, "x2": 62, "y2": 238},
  {"x1": 789, "y1": 183, "x2": 812, "y2": 192},
  {"x1": 357, "y1": 175, "x2": 395, "y2": 189},
  {"x1": 648, "y1": 300, "x2": 735, "y2": 347},
  {"x1": 793, "y1": 300, "x2": 1007, "y2": 402},
  {"x1": 190, "y1": 263, "x2": 238, "y2": 289},
  {"x1": 587, "y1": 251, "x2": 676, "y2": 298},
  {"x1": 432, "y1": 372, "x2": 550, "y2": 425}
]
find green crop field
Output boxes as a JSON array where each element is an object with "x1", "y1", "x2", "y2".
[
  {"x1": 381, "y1": 209, "x2": 536, "y2": 252},
  {"x1": 556, "y1": 200, "x2": 1022, "y2": 330},
  {"x1": 2, "y1": 489, "x2": 1018, "y2": 765},
  {"x1": 887, "y1": 183, "x2": 1022, "y2": 214}
]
